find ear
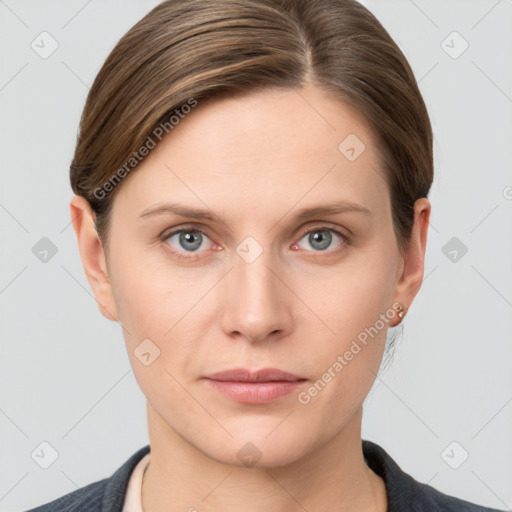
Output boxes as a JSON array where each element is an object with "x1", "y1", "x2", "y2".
[
  {"x1": 70, "y1": 195, "x2": 119, "y2": 322},
  {"x1": 390, "y1": 197, "x2": 431, "y2": 326}
]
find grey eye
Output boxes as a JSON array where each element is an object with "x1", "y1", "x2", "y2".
[
  {"x1": 297, "y1": 229, "x2": 343, "y2": 252},
  {"x1": 167, "y1": 230, "x2": 209, "y2": 252}
]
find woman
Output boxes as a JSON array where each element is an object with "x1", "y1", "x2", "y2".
[{"x1": 27, "y1": 0, "x2": 505, "y2": 511}]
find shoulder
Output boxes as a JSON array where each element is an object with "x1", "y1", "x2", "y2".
[
  {"x1": 24, "y1": 479, "x2": 109, "y2": 512},
  {"x1": 24, "y1": 445, "x2": 151, "y2": 512},
  {"x1": 362, "y1": 440, "x2": 506, "y2": 512}
]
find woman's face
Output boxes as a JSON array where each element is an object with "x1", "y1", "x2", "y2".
[{"x1": 80, "y1": 84, "x2": 429, "y2": 467}]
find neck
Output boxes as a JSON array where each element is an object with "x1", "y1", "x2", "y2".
[{"x1": 141, "y1": 404, "x2": 386, "y2": 512}]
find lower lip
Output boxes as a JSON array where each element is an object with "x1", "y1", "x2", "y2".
[{"x1": 204, "y1": 379, "x2": 305, "y2": 404}]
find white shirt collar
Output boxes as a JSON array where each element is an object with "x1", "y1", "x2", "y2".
[{"x1": 122, "y1": 452, "x2": 150, "y2": 512}]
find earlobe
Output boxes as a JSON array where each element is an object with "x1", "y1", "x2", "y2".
[
  {"x1": 390, "y1": 198, "x2": 431, "y2": 326},
  {"x1": 69, "y1": 195, "x2": 119, "y2": 322}
]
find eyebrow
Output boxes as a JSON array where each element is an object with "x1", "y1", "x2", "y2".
[{"x1": 138, "y1": 200, "x2": 371, "y2": 226}]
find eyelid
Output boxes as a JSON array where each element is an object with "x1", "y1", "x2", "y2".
[
  {"x1": 160, "y1": 221, "x2": 349, "y2": 241},
  {"x1": 160, "y1": 223, "x2": 216, "y2": 256},
  {"x1": 295, "y1": 222, "x2": 350, "y2": 241},
  {"x1": 160, "y1": 223, "x2": 212, "y2": 241}
]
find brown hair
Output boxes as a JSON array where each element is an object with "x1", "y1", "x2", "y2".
[{"x1": 70, "y1": 0, "x2": 433, "y2": 257}]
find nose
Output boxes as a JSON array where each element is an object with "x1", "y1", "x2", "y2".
[{"x1": 220, "y1": 245, "x2": 294, "y2": 344}]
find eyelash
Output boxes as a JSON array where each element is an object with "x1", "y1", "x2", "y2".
[{"x1": 159, "y1": 224, "x2": 350, "y2": 261}]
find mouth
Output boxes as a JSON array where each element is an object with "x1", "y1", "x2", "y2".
[{"x1": 203, "y1": 368, "x2": 307, "y2": 404}]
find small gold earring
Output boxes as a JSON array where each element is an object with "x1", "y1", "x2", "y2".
[{"x1": 396, "y1": 304, "x2": 408, "y2": 324}]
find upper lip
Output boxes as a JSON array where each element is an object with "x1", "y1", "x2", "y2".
[{"x1": 205, "y1": 368, "x2": 305, "y2": 382}]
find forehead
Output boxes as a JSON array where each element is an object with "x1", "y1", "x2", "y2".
[
  {"x1": 114, "y1": 84, "x2": 389, "y2": 220},
  {"x1": 161, "y1": 85, "x2": 374, "y2": 163}
]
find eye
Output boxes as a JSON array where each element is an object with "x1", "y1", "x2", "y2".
[
  {"x1": 163, "y1": 227, "x2": 213, "y2": 259},
  {"x1": 293, "y1": 226, "x2": 346, "y2": 254},
  {"x1": 160, "y1": 224, "x2": 348, "y2": 261}
]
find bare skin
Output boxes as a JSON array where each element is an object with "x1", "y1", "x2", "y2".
[{"x1": 71, "y1": 83, "x2": 430, "y2": 512}]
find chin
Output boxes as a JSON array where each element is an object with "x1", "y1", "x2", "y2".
[{"x1": 197, "y1": 427, "x2": 314, "y2": 469}]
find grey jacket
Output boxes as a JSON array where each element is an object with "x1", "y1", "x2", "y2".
[{"x1": 25, "y1": 440, "x2": 506, "y2": 511}]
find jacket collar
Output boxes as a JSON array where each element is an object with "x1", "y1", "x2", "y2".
[
  {"x1": 100, "y1": 440, "x2": 432, "y2": 512},
  {"x1": 363, "y1": 439, "x2": 427, "y2": 511},
  {"x1": 102, "y1": 444, "x2": 151, "y2": 511}
]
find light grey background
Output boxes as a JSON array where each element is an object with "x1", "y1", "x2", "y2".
[{"x1": 0, "y1": 1, "x2": 511, "y2": 511}]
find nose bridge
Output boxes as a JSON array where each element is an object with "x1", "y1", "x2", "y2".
[{"x1": 222, "y1": 238, "x2": 291, "y2": 342}]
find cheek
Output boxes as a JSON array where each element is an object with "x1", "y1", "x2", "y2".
[
  {"x1": 112, "y1": 263, "x2": 203, "y2": 406},
  {"x1": 305, "y1": 253, "x2": 397, "y2": 344},
  {"x1": 109, "y1": 255, "x2": 214, "y2": 381},
  {"x1": 299, "y1": 248, "x2": 397, "y2": 398},
  {"x1": 109, "y1": 252, "x2": 188, "y2": 337}
]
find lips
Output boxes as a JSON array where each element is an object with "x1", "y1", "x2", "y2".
[
  {"x1": 203, "y1": 368, "x2": 307, "y2": 404},
  {"x1": 205, "y1": 368, "x2": 305, "y2": 383}
]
